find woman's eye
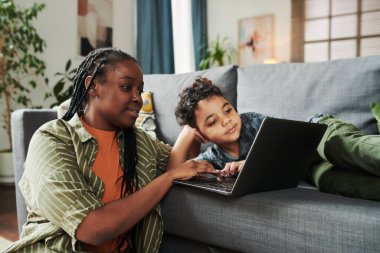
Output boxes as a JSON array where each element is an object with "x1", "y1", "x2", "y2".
[
  {"x1": 121, "y1": 85, "x2": 132, "y2": 90},
  {"x1": 225, "y1": 108, "x2": 232, "y2": 113}
]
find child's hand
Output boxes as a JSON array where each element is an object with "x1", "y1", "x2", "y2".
[
  {"x1": 193, "y1": 128, "x2": 208, "y2": 143},
  {"x1": 181, "y1": 125, "x2": 207, "y2": 144},
  {"x1": 220, "y1": 160, "x2": 245, "y2": 177}
]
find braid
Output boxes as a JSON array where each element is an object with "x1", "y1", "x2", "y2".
[
  {"x1": 121, "y1": 128, "x2": 139, "y2": 195},
  {"x1": 117, "y1": 127, "x2": 139, "y2": 253},
  {"x1": 62, "y1": 48, "x2": 140, "y2": 253},
  {"x1": 62, "y1": 47, "x2": 137, "y2": 120},
  {"x1": 62, "y1": 50, "x2": 100, "y2": 120}
]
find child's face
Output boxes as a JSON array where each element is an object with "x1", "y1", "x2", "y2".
[
  {"x1": 194, "y1": 95, "x2": 242, "y2": 146},
  {"x1": 88, "y1": 60, "x2": 144, "y2": 130}
]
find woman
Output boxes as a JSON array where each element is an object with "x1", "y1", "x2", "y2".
[{"x1": 4, "y1": 48, "x2": 217, "y2": 253}]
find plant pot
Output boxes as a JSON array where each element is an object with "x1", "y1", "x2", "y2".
[{"x1": 0, "y1": 152, "x2": 14, "y2": 185}]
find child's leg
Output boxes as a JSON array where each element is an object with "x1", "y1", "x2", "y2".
[
  {"x1": 308, "y1": 160, "x2": 380, "y2": 201},
  {"x1": 316, "y1": 115, "x2": 380, "y2": 177}
]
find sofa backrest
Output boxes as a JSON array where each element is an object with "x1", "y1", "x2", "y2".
[
  {"x1": 237, "y1": 56, "x2": 380, "y2": 134},
  {"x1": 143, "y1": 65, "x2": 237, "y2": 145}
]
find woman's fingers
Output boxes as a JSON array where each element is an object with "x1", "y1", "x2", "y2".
[{"x1": 194, "y1": 160, "x2": 217, "y2": 174}]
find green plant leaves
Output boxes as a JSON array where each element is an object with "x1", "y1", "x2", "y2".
[
  {"x1": 53, "y1": 79, "x2": 65, "y2": 96},
  {"x1": 48, "y1": 59, "x2": 77, "y2": 108},
  {"x1": 199, "y1": 35, "x2": 235, "y2": 70},
  {"x1": 0, "y1": 0, "x2": 46, "y2": 150},
  {"x1": 65, "y1": 59, "x2": 72, "y2": 72}
]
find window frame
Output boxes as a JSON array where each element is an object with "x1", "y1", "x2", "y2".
[{"x1": 291, "y1": 0, "x2": 380, "y2": 62}]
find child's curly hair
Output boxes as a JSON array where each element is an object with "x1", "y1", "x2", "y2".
[{"x1": 175, "y1": 77, "x2": 225, "y2": 128}]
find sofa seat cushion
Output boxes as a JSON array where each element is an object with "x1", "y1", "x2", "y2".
[
  {"x1": 160, "y1": 234, "x2": 240, "y2": 253},
  {"x1": 161, "y1": 185, "x2": 380, "y2": 253},
  {"x1": 237, "y1": 56, "x2": 380, "y2": 134}
]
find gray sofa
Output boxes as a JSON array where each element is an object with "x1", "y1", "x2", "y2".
[{"x1": 12, "y1": 56, "x2": 380, "y2": 252}]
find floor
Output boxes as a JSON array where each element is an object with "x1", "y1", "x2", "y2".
[{"x1": 0, "y1": 184, "x2": 19, "y2": 242}]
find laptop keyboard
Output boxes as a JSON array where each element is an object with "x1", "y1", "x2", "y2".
[{"x1": 186, "y1": 177, "x2": 236, "y2": 192}]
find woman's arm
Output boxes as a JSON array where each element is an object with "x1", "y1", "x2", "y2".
[{"x1": 76, "y1": 159, "x2": 216, "y2": 245}]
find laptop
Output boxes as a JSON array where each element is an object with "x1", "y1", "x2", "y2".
[{"x1": 174, "y1": 117, "x2": 327, "y2": 196}]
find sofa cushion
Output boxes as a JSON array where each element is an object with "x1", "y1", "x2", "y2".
[
  {"x1": 143, "y1": 65, "x2": 237, "y2": 145},
  {"x1": 161, "y1": 185, "x2": 380, "y2": 253},
  {"x1": 160, "y1": 234, "x2": 240, "y2": 253},
  {"x1": 237, "y1": 56, "x2": 380, "y2": 134}
]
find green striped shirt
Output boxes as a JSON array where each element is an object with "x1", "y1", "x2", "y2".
[{"x1": 4, "y1": 114, "x2": 171, "y2": 253}]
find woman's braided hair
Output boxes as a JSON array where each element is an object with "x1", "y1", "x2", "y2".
[
  {"x1": 62, "y1": 47, "x2": 139, "y2": 252},
  {"x1": 175, "y1": 77, "x2": 225, "y2": 128}
]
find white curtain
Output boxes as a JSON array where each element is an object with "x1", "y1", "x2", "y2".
[{"x1": 171, "y1": 0, "x2": 196, "y2": 73}]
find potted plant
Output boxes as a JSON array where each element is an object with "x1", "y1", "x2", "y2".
[
  {"x1": 46, "y1": 59, "x2": 77, "y2": 108},
  {"x1": 199, "y1": 35, "x2": 236, "y2": 70},
  {"x1": 0, "y1": 0, "x2": 47, "y2": 183}
]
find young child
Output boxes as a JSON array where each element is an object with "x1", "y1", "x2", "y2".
[
  {"x1": 173, "y1": 77, "x2": 380, "y2": 200},
  {"x1": 172, "y1": 77, "x2": 265, "y2": 176}
]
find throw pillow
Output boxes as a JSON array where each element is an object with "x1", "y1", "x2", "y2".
[
  {"x1": 370, "y1": 102, "x2": 380, "y2": 133},
  {"x1": 135, "y1": 91, "x2": 157, "y2": 139},
  {"x1": 56, "y1": 91, "x2": 157, "y2": 138}
]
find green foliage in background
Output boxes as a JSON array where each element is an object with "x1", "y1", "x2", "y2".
[
  {"x1": 0, "y1": 0, "x2": 47, "y2": 151},
  {"x1": 199, "y1": 35, "x2": 236, "y2": 70},
  {"x1": 45, "y1": 59, "x2": 76, "y2": 108}
]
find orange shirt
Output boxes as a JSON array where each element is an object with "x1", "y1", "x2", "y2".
[{"x1": 81, "y1": 118, "x2": 128, "y2": 253}]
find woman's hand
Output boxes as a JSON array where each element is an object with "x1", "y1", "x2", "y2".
[
  {"x1": 168, "y1": 159, "x2": 218, "y2": 181},
  {"x1": 220, "y1": 160, "x2": 245, "y2": 177}
]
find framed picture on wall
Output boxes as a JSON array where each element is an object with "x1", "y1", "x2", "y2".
[
  {"x1": 238, "y1": 14, "x2": 275, "y2": 65},
  {"x1": 77, "y1": 0, "x2": 113, "y2": 57}
]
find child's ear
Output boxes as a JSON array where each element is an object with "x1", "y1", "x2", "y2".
[{"x1": 194, "y1": 128, "x2": 208, "y2": 143}]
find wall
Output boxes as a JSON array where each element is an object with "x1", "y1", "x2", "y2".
[
  {"x1": 0, "y1": 0, "x2": 291, "y2": 149},
  {"x1": 0, "y1": 0, "x2": 135, "y2": 150},
  {"x1": 207, "y1": 0, "x2": 291, "y2": 64},
  {"x1": 32, "y1": 0, "x2": 135, "y2": 106}
]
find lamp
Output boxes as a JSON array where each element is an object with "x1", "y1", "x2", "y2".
[{"x1": 263, "y1": 58, "x2": 278, "y2": 64}]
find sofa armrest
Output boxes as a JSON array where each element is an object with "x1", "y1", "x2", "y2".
[{"x1": 11, "y1": 109, "x2": 57, "y2": 235}]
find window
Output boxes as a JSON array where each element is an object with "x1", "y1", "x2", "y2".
[
  {"x1": 291, "y1": 0, "x2": 380, "y2": 62},
  {"x1": 171, "y1": 0, "x2": 195, "y2": 73}
]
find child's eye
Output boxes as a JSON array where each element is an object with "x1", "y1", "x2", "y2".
[{"x1": 208, "y1": 119, "x2": 216, "y2": 126}]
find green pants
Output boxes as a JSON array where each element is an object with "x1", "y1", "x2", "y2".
[{"x1": 307, "y1": 115, "x2": 380, "y2": 201}]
